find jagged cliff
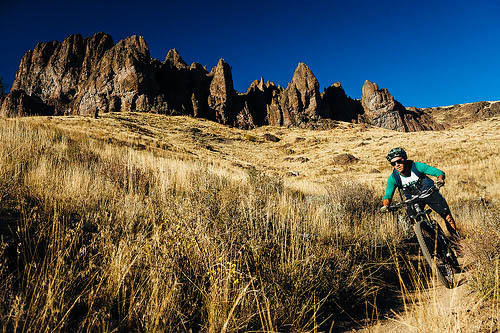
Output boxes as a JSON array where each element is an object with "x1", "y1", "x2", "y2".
[{"x1": 1, "y1": 32, "x2": 446, "y2": 131}]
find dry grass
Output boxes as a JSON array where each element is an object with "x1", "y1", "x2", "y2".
[
  {"x1": 361, "y1": 285, "x2": 498, "y2": 332},
  {"x1": 0, "y1": 113, "x2": 498, "y2": 331}
]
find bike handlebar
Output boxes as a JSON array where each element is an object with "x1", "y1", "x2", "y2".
[{"x1": 388, "y1": 185, "x2": 441, "y2": 211}]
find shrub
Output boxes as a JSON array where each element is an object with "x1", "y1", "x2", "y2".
[{"x1": 325, "y1": 179, "x2": 380, "y2": 224}]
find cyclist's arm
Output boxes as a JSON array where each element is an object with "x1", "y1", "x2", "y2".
[
  {"x1": 383, "y1": 175, "x2": 397, "y2": 205},
  {"x1": 415, "y1": 162, "x2": 445, "y2": 179}
]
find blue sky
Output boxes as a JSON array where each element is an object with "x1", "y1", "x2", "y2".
[{"x1": 1, "y1": 0, "x2": 499, "y2": 107}]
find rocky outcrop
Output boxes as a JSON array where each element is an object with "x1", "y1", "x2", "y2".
[
  {"x1": 1, "y1": 32, "x2": 462, "y2": 132},
  {"x1": 165, "y1": 48, "x2": 188, "y2": 69},
  {"x1": 1, "y1": 33, "x2": 212, "y2": 118},
  {"x1": 9, "y1": 33, "x2": 114, "y2": 115},
  {"x1": 267, "y1": 63, "x2": 322, "y2": 126},
  {"x1": 75, "y1": 35, "x2": 159, "y2": 115},
  {"x1": 241, "y1": 78, "x2": 280, "y2": 127},
  {"x1": 207, "y1": 59, "x2": 236, "y2": 125},
  {"x1": 419, "y1": 101, "x2": 500, "y2": 127},
  {"x1": 361, "y1": 80, "x2": 443, "y2": 131},
  {"x1": 322, "y1": 82, "x2": 362, "y2": 122},
  {"x1": 1, "y1": 90, "x2": 53, "y2": 117},
  {"x1": 158, "y1": 57, "x2": 210, "y2": 117}
]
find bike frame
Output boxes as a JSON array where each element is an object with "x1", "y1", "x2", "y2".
[
  {"x1": 389, "y1": 185, "x2": 459, "y2": 288},
  {"x1": 413, "y1": 205, "x2": 450, "y2": 260}
]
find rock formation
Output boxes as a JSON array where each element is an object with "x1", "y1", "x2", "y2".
[
  {"x1": 242, "y1": 78, "x2": 280, "y2": 127},
  {"x1": 419, "y1": 101, "x2": 500, "y2": 128},
  {"x1": 0, "y1": 90, "x2": 53, "y2": 117},
  {"x1": 165, "y1": 48, "x2": 188, "y2": 69},
  {"x1": 207, "y1": 59, "x2": 236, "y2": 125},
  {"x1": 361, "y1": 80, "x2": 443, "y2": 131},
  {"x1": 10, "y1": 32, "x2": 114, "y2": 115},
  {"x1": 267, "y1": 63, "x2": 322, "y2": 126},
  {"x1": 322, "y1": 82, "x2": 362, "y2": 122},
  {"x1": 75, "y1": 35, "x2": 158, "y2": 115},
  {"x1": 1, "y1": 32, "x2": 456, "y2": 132}
]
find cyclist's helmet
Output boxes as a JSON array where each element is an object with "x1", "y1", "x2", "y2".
[{"x1": 386, "y1": 147, "x2": 407, "y2": 162}]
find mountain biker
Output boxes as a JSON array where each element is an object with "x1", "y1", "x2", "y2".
[{"x1": 380, "y1": 147, "x2": 460, "y2": 240}]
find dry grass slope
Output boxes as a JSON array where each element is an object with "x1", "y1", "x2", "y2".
[{"x1": 0, "y1": 113, "x2": 498, "y2": 332}]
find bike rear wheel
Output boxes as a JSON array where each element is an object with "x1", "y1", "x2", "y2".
[{"x1": 414, "y1": 220, "x2": 456, "y2": 288}]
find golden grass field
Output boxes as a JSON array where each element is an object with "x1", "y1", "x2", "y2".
[
  {"x1": 0, "y1": 112, "x2": 498, "y2": 332},
  {"x1": 16, "y1": 112, "x2": 500, "y2": 196}
]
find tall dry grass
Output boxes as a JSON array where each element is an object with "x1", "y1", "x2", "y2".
[
  {"x1": 0, "y1": 120, "x2": 397, "y2": 331},
  {"x1": 0, "y1": 118, "x2": 498, "y2": 332}
]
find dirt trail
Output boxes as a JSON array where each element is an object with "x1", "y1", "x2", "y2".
[
  {"x1": 354, "y1": 256, "x2": 499, "y2": 333},
  {"x1": 357, "y1": 275, "x2": 467, "y2": 332}
]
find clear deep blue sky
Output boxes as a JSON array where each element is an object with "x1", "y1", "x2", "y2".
[{"x1": 1, "y1": 0, "x2": 499, "y2": 107}]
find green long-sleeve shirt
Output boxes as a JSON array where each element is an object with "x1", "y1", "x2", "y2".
[{"x1": 383, "y1": 162, "x2": 445, "y2": 200}]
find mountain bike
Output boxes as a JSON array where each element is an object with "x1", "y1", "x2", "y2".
[{"x1": 388, "y1": 185, "x2": 461, "y2": 288}]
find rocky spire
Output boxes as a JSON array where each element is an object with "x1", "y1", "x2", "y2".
[
  {"x1": 79, "y1": 32, "x2": 115, "y2": 82},
  {"x1": 207, "y1": 58, "x2": 235, "y2": 124},
  {"x1": 240, "y1": 77, "x2": 280, "y2": 127},
  {"x1": 165, "y1": 48, "x2": 188, "y2": 69},
  {"x1": 267, "y1": 62, "x2": 322, "y2": 126}
]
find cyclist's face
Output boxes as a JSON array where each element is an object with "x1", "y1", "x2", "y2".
[{"x1": 390, "y1": 157, "x2": 406, "y2": 173}]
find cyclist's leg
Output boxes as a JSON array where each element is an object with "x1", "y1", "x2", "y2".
[
  {"x1": 424, "y1": 191, "x2": 460, "y2": 238},
  {"x1": 444, "y1": 214, "x2": 458, "y2": 235}
]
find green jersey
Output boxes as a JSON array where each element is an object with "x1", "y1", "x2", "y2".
[{"x1": 383, "y1": 162, "x2": 445, "y2": 200}]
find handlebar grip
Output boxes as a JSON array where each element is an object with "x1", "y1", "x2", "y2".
[{"x1": 387, "y1": 205, "x2": 400, "y2": 212}]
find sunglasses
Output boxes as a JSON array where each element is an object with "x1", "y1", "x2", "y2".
[{"x1": 390, "y1": 159, "x2": 405, "y2": 166}]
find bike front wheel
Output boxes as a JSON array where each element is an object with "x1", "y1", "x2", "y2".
[{"x1": 414, "y1": 220, "x2": 456, "y2": 288}]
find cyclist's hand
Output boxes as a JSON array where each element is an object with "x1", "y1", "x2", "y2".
[
  {"x1": 436, "y1": 179, "x2": 445, "y2": 188},
  {"x1": 380, "y1": 206, "x2": 389, "y2": 213}
]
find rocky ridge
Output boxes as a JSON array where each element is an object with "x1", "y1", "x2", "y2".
[
  {"x1": 417, "y1": 101, "x2": 500, "y2": 128},
  {"x1": 0, "y1": 32, "x2": 454, "y2": 131}
]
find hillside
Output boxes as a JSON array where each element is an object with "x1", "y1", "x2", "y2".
[
  {"x1": 15, "y1": 112, "x2": 500, "y2": 200},
  {"x1": 421, "y1": 100, "x2": 500, "y2": 128},
  {"x1": 0, "y1": 113, "x2": 498, "y2": 331}
]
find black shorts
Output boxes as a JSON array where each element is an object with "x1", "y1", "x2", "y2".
[{"x1": 407, "y1": 190, "x2": 451, "y2": 219}]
